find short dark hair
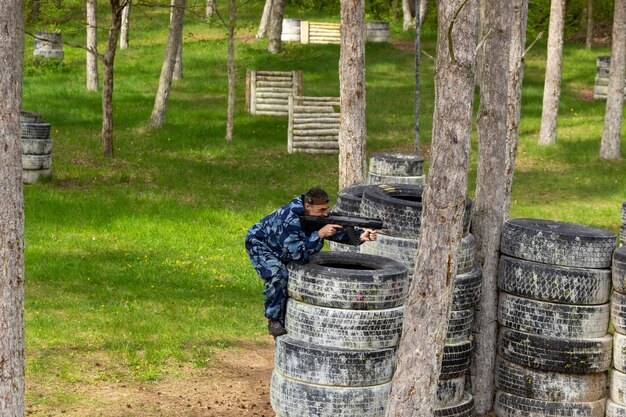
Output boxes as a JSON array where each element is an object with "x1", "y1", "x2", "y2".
[{"x1": 303, "y1": 187, "x2": 329, "y2": 205}]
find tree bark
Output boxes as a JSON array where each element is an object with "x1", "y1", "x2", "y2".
[
  {"x1": 256, "y1": 0, "x2": 272, "y2": 39},
  {"x1": 503, "y1": 0, "x2": 529, "y2": 224},
  {"x1": 599, "y1": 0, "x2": 625, "y2": 160},
  {"x1": 267, "y1": 0, "x2": 284, "y2": 54},
  {"x1": 419, "y1": 0, "x2": 428, "y2": 27},
  {"x1": 120, "y1": 1, "x2": 130, "y2": 49},
  {"x1": 170, "y1": 0, "x2": 183, "y2": 80},
  {"x1": 414, "y1": 0, "x2": 421, "y2": 154},
  {"x1": 402, "y1": 0, "x2": 415, "y2": 31},
  {"x1": 586, "y1": 0, "x2": 593, "y2": 49},
  {"x1": 225, "y1": 0, "x2": 236, "y2": 141},
  {"x1": 150, "y1": 0, "x2": 186, "y2": 128},
  {"x1": 538, "y1": 0, "x2": 566, "y2": 146},
  {"x1": 86, "y1": 0, "x2": 99, "y2": 91},
  {"x1": 0, "y1": 0, "x2": 25, "y2": 414},
  {"x1": 102, "y1": 0, "x2": 124, "y2": 157},
  {"x1": 206, "y1": 0, "x2": 215, "y2": 19},
  {"x1": 338, "y1": 0, "x2": 367, "y2": 190},
  {"x1": 470, "y1": 0, "x2": 514, "y2": 414},
  {"x1": 385, "y1": 1, "x2": 478, "y2": 415}
]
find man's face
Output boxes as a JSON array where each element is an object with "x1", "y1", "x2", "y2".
[{"x1": 304, "y1": 203, "x2": 330, "y2": 217}]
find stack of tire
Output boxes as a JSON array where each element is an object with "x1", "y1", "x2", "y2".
[
  {"x1": 367, "y1": 153, "x2": 426, "y2": 187},
  {"x1": 359, "y1": 183, "x2": 479, "y2": 416},
  {"x1": 20, "y1": 111, "x2": 53, "y2": 184},
  {"x1": 609, "y1": 247, "x2": 626, "y2": 416},
  {"x1": 270, "y1": 251, "x2": 408, "y2": 417},
  {"x1": 328, "y1": 184, "x2": 368, "y2": 254},
  {"x1": 621, "y1": 202, "x2": 626, "y2": 246},
  {"x1": 495, "y1": 218, "x2": 615, "y2": 417}
]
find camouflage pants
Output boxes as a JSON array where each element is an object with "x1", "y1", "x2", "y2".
[{"x1": 245, "y1": 237, "x2": 288, "y2": 324}]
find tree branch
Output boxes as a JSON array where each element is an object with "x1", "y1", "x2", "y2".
[{"x1": 447, "y1": 0, "x2": 472, "y2": 64}]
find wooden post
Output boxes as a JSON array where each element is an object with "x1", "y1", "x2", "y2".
[
  {"x1": 250, "y1": 70, "x2": 257, "y2": 115},
  {"x1": 301, "y1": 21, "x2": 310, "y2": 44},
  {"x1": 288, "y1": 95, "x2": 294, "y2": 153},
  {"x1": 245, "y1": 69, "x2": 251, "y2": 113}
]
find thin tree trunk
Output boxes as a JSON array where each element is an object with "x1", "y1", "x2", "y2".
[
  {"x1": 256, "y1": 0, "x2": 272, "y2": 38},
  {"x1": 385, "y1": 1, "x2": 478, "y2": 414},
  {"x1": 414, "y1": 0, "x2": 421, "y2": 154},
  {"x1": 120, "y1": 1, "x2": 130, "y2": 49},
  {"x1": 150, "y1": 0, "x2": 186, "y2": 128},
  {"x1": 338, "y1": 0, "x2": 367, "y2": 189},
  {"x1": 599, "y1": 0, "x2": 625, "y2": 160},
  {"x1": 170, "y1": 0, "x2": 183, "y2": 80},
  {"x1": 102, "y1": 0, "x2": 124, "y2": 157},
  {"x1": 538, "y1": 0, "x2": 566, "y2": 146},
  {"x1": 471, "y1": 0, "x2": 514, "y2": 414},
  {"x1": 586, "y1": 0, "x2": 593, "y2": 49},
  {"x1": 475, "y1": 0, "x2": 488, "y2": 86},
  {"x1": 503, "y1": 0, "x2": 529, "y2": 226},
  {"x1": 0, "y1": 0, "x2": 25, "y2": 414},
  {"x1": 206, "y1": 0, "x2": 215, "y2": 19},
  {"x1": 419, "y1": 0, "x2": 428, "y2": 27},
  {"x1": 402, "y1": 0, "x2": 415, "y2": 30},
  {"x1": 392, "y1": 0, "x2": 400, "y2": 22},
  {"x1": 29, "y1": 0, "x2": 41, "y2": 23},
  {"x1": 267, "y1": 0, "x2": 284, "y2": 53},
  {"x1": 86, "y1": 0, "x2": 99, "y2": 91},
  {"x1": 225, "y1": 0, "x2": 236, "y2": 141}
]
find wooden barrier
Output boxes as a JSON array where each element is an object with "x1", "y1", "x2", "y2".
[
  {"x1": 301, "y1": 21, "x2": 341, "y2": 44},
  {"x1": 594, "y1": 56, "x2": 626, "y2": 100},
  {"x1": 288, "y1": 96, "x2": 340, "y2": 154},
  {"x1": 246, "y1": 70, "x2": 303, "y2": 116}
]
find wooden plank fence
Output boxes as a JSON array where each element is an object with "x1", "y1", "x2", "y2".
[
  {"x1": 301, "y1": 22, "x2": 341, "y2": 44},
  {"x1": 246, "y1": 70, "x2": 303, "y2": 116},
  {"x1": 594, "y1": 56, "x2": 626, "y2": 100},
  {"x1": 288, "y1": 96, "x2": 340, "y2": 154}
]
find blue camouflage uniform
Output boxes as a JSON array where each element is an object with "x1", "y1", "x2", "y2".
[{"x1": 245, "y1": 194, "x2": 362, "y2": 324}]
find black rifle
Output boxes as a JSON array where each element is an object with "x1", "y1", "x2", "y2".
[{"x1": 299, "y1": 214, "x2": 384, "y2": 246}]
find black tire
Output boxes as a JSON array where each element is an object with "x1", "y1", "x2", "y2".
[
  {"x1": 434, "y1": 392, "x2": 474, "y2": 417},
  {"x1": 359, "y1": 231, "x2": 419, "y2": 274},
  {"x1": 495, "y1": 355, "x2": 607, "y2": 402},
  {"x1": 270, "y1": 371, "x2": 390, "y2": 417},
  {"x1": 436, "y1": 375, "x2": 466, "y2": 408},
  {"x1": 334, "y1": 184, "x2": 368, "y2": 215},
  {"x1": 21, "y1": 138, "x2": 52, "y2": 155},
  {"x1": 446, "y1": 310, "x2": 474, "y2": 343},
  {"x1": 328, "y1": 240, "x2": 360, "y2": 253},
  {"x1": 22, "y1": 169, "x2": 51, "y2": 184},
  {"x1": 498, "y1": 255, "x2": 612, "y2": 305},
  {"x1": 612, "y1": 291, "x2": 626, "y2": 334},
  {"x1": 22, "y1": 154, "x2": 51, "y2": 170},
  {"x1": 500, "y1": 218, "x2": 616, "y2": 268},
  {"x1": 440, "y1": 339, "x2": 473, "y2": 378},
  {"x1": 285, "y1": 299, "x2": 404, "y2": 350},
  {"x1": 498, "y1": 327, "x2": 612, "y2": 374},
  {"x1": 621, "y1": 202, "x2": 626, "y2": 224},
  {"x1": 360, "y1": 184, "x2": 424, "y2": 238},
  {"x1": 610, "y1": 369, "x2": 626, "y2": 407},
  {"x1": 456, "y1": 233, "x2": 476, "y2": 275},
  {"x1": 621, "y1": 224, "x2": 626, "y2": 247},
  {"x1": 287, "y1": 252, "x2": 408, "y2": 310},
  {"x1": 20, "y1": 122, "x2": 51, "y2": 139},
  {"x1": 494, "y1": 390, "x2": 606, "y2": 417},
  {"x1": 20, "y1": 111, "x2": 41, "y2": 123},
  {"x1": 367, "y1": 172, "x2": 426, "y2": 187},
  {"x1": 274, "y1": 336, "x2": 396, "y2": 387},
  {"x1": 497, "y1": 292, "x2": 610, "y2": 339},
  {"x1": 607, "y1": 398, "x2": 626, "y2": 417},
  {"x1": 369, "y1": 152, "x2": 425, "y2": 177},
  {"x1": 452, "y1": 267, "x2": 482, "y2": 311},
  {"x1": 613, "y1": 247, "x2": 626, "y2": 294},
  {"x1": 614, "y1": 332, "x2": 626, "y2": 373}
]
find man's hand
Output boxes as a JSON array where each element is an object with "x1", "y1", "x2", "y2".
[
  {"x1": 318, "y1": 224, "x2": 341, "y2": 239},
  {"x1": 360, "y1": 229, "x2": 377, "y2": 242}
]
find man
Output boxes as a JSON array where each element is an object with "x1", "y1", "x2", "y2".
[{"x1": 245, "y1": 187, "x2": 377, "y2": 337}]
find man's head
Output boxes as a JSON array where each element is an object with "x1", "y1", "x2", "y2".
[{"x1": 303, "y1": 187, "x2": 330, "y2": 217}]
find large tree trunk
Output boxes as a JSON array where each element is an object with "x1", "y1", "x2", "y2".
[
  {"x1": 86, "y1": 0, "x2": 99, "y2": 91},
  {"x1": 419, "y1": 0, "x2": 428, "y2": 27},
  {"x1": 538, "y1": 0, "x2": 566, "y2": 146},
  {"x1": 338, "y1": 0, "x2": 367, "y2": 190},
  {"x1": 225, "y1": 0, "x2": 236, "y2": 141},
  {"x1": 171, "y1": 0, "x2": 183, "y2": 80},
  {"x1": 256, "y1": 0, "x2": 272, "y2": 38},
  {"x1": 402, "y1": 0, "x2": 415, "y2": 31},
  {"x1": 586, "y1": 0, "x2": 593, "y2": 49},
  {"x1": 102, "y1": 0, "x2": 124, "y2": 157},
  {"x1": 120, "y1": 1, "x2": 130, "y2": 49},
  {"x1": 0, "y1": 0, "x2": 25, "y2": 415},
  {"x1": 385, "y1": 1, "x2": 478, "y2": 415},
  {"x1": 267, "y1": 0, "x2": 284, "y2": 53},
  {"x1": 414, "y1": 0, "x2": 421, "y2": 154},
  {"x1": 470, "y1": 0, "x2": 514, "y2": 414},
  {"x1": 150, "y1": 0, "x2": 186, "y2": 128},
  {"x1": 206, "y1": 0, "x2": 215, "y2": 19},
  {"x1": 599, "y1": 0, "x2": 625, "y2": 160}
]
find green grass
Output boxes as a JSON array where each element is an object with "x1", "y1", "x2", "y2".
[{"x1": 21, "y1": 0, "x2": 626, "y2": 407}]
